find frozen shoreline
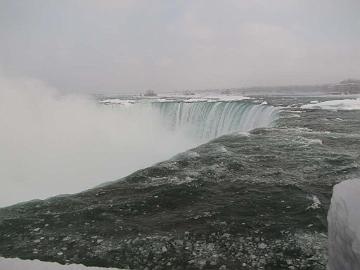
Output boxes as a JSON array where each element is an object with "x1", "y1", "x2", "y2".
[
  {"x1": 0, "y1": 257, "x2": 123, "y2": 270},
  {"x1": 302, "y1": 98, "x2": 360, "y2": 110}
]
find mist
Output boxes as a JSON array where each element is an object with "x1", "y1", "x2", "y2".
[{"x1": 0, "y1": 77, "x2": 196, "y2": 207}]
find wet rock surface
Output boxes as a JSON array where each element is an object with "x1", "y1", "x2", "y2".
[{"x1": 1, "y1": 96, "x2": 360, "y2": 269}]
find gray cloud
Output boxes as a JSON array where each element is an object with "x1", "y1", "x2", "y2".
[{"x1": 0, "y1": 0, "x2": 359, "y2": 93}]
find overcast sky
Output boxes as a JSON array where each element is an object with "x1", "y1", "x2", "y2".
[{"x1": 1, "y1": 0, "x2": 359, "y2": 93}]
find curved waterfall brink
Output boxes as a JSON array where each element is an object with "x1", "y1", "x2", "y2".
[{"x1": 152, "y1": 101, "x2": 279, "y2": 140}]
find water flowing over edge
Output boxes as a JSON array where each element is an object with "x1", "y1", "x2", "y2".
[
  {"x1": 0, "y1": 94, "x2": 279, "y2": 207},
  {"x1": 153, "y1": 101, "x2": 278, "y2": 140},
  {"x1": 108, "y1": 100, "x2": 279, "y2": 142}
]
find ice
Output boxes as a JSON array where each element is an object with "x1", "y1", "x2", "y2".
[
  {"x1": 328, "y1": 179, "x2": 360, "y2": 270},
  {"x1": 201, "y1": 95, "x2": 250, "y2": 102},
  {"x1": 306, "y1": 195, "x2": 321, "y2": 210},
  {"x1": 302, "y1": 98, "x2": 360, "y2": 111},
  {"x1": 99, "y1": 99, "x2": 135, "y2": 106},
  {"x1": 157, "y1": 93, "x2": 250, "y2": 103},
  {"x1": 0, "y1": 257, "x2": 122, "y2": 270},
  {"x1": 99, "y1": 95, "x2": 250, "y2": 105}
]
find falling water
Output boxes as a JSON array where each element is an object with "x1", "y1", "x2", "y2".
[{"x1": 152, "y1": 101, "x2": 278, "y2": 140}]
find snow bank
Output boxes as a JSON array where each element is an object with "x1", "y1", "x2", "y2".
[
  {"x1": 0, "y1": 257, "x2": 122, "y2": 270},
  {"x1": 301, "y1": 98, "x2": 360, "y2": 111},
  {"x1": 328, "y1": 179, "x2": 360, "y2": 270}
]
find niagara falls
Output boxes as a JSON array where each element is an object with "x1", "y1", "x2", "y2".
[{"x1": 1, "y1": 1, "x2": 360, "y2": 270}]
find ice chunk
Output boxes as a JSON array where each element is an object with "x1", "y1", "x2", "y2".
[
  {"x1": 302, "y1": 98, "x2": 360, "y2": 111},
  {"x1": 0, "y1": 257, "x2": 123, "y2": 269},
  {"x1": 99, "y1": 99, "x2": 135, "y2": 106},
  {"x1": 328, "y1": 179, "x2": 360, "y2": 270},
  {"x1": 306, "y1": 195, "x2": 321, "y2": 210}
]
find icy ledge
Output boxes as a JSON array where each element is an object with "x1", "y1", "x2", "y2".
[
  {"x1": 0, "y1": 257, "x2": 123, "y2": 270},
  {"x1": 302, "y1": 98, "x2": 360, "y2": 111},
  {"x1": 328, "y1": 179, "x2": 360, "y2": 270}
]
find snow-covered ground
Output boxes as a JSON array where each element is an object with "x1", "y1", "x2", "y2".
[
  {"x1": 328, "y1": 179, "x2": 360, "y2": 270},
  {"x1": 0, "y1": 257, "x2": 122, "y2": 270},
  {"x1": 302, "y1": 98, "x2": 360, "y2": 110}
]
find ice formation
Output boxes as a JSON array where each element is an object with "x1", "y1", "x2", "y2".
[
  {"x1": 328, "y1": 179, "x2": 360, "y2": 270},
  {"x1": 302, "y1": 98, "x2": 360, "y2": 111},
  {"x1": 99, "y1": 99, "x2": 135, "y2": 106},
  {"x1": 0, "y1": 257, "x2": 122, "y2": 270}
]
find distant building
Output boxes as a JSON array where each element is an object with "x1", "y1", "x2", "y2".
[
  {"x1": 334, "y1": 79, "x2": 360, "y2": 94},
  {"x1": 143, "y1": 90, "x2": 157, "y2": 97}
]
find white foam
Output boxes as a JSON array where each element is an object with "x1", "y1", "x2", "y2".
[
  {"x1": 0, "y1": 257, "x2": 123, "y2": 270},
  {"x1": 302, "y1": 98, "x2": 360, "y2": 111}
]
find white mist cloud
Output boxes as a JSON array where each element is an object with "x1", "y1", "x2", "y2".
[{"x1": 0, "y1": 77, "x2": 195, "y2": 207}]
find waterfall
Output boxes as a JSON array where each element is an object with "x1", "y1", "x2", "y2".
[{"x1": 152, "y1": 101, "x2": 278, "y2": 140}]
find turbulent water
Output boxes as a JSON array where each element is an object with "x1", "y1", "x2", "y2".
[{"x1": 0, "y1": 95, "x2": 360, "y2": 269}]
